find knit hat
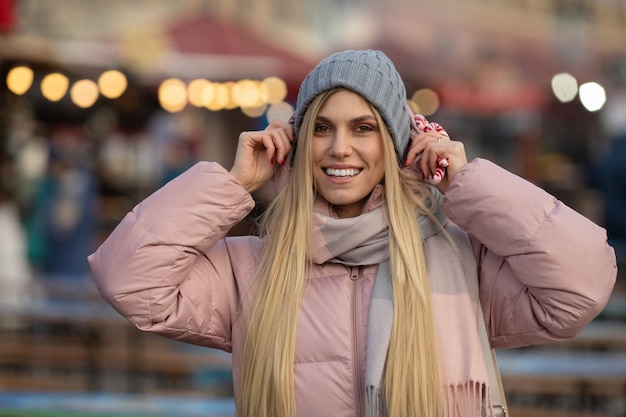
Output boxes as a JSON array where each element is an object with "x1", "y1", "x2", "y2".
[{"x1": 294, "y1": 49, "x2": 411, "y2": 160}]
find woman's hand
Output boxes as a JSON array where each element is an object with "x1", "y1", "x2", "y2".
[
  {"x1": 403, "y1": 116, "x2": 467, "y2": 194},
  {"x1": 229, "y1": 119, "x2": 294, "y2": 193}
]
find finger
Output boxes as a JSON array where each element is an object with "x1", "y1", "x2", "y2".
[
  {"x1": 267, "y1": 119, "x2": 295, "y2": 142},
  {"x1": 404, "y1": 133, "x2": 439, "y2": 166},
  {"x1": 264, "y1": 127, "x2": 293, "y2": 165},
  {"x1": 260, "y1": 133, "x2": 278, "y2": 164},
  {"x1": 420, "y1": 139, "x2": 446, "y2": 178}
]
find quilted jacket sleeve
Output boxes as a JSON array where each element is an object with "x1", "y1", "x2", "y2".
[
  {"x1": 88, "y1": 162, "x2": 255, "y2": 351},
  {"x1": 443, "y1": 158, "x2": 617, "y2": 348}
]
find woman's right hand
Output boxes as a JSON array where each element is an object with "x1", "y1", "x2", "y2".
[{"x1": 229, "y1": 119, "x2": 294, "y2": 193}]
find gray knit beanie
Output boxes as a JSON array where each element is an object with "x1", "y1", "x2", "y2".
[{"x1": 294, "y1": 49, "x2": 410, "y2": 160}]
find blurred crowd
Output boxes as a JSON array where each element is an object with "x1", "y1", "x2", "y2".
[
  {"x1": 1, "y1": 85, "x2": 625, "y2": 322},
  {"x1": 0, "y1": 104, "x2": 208, "y2": 315}
]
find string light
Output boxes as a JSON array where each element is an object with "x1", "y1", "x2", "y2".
[
  {"x1": 41, "y1": 72, "x2": 69, "y2": 102},
  {"x1": 6, "y1": 66, "x2": 34, "y2": 95},
  {"x1": 70, "y1": 79, "x2": 99, "y2": 108},
  {"x1": 262, "y1": 77, "x2": 287, "y2": 104},
  {"x1": 98, "y1": 70, "x2": 128, "y2": 99},
  {"x1": 206, "y1": 83, "x2": 230, "y2": 111},
  {"x1": 232, "y1": 79, "x2": 263, "y2": 108},
  {"x1": 158, "y1": 78, "x2": 187, "y2": 113},
  {"x1": 187, "y1": 78, "x2": 211, "y2": 107}
]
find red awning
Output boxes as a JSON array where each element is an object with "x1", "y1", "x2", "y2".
[{"x1": 157, "y1": 14, "x2": 316, "y2": 97}]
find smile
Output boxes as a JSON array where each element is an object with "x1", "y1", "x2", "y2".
[{"x1": 325, "y1": 168, "x2": 362, "y2": 177}]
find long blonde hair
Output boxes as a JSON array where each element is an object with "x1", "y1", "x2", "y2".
[{"x1": 237, "y1": 89, "x2": 443, "y2": 417}]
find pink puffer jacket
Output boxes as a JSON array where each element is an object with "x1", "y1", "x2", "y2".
[{"x1": 89, "y1": 158, "x2": 616, "y2": 417}]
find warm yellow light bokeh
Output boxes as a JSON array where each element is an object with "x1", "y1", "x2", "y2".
[
  {"x1": 98, "y1": 70, "x2": 128, "y2": 99},
  {"x1": 188, "y1": 79, "x2": 211, "y2": 107},
  {"x1": 222, "y1": 82, "x2": 240, "y2": 110},
  {"x1": 201, "y1": 82, "x2": 216, "y2": 107},
  {"x1": 232, "y1": 79, "x2": 263, "y2": 108},
  {"x1": 70, "y1": 79, "x2": 100, "y2": 108},
  {"x1": 262, "y1": 77, "x2": 287, "y2": 104},
  {"x1": 7, "y1": 66, "x2": 34, "y2": 95},
  {"x1": 411, "y1": 88, "x2": 440, "y2": 116},
  {"x1": 41, "y1": 73, "x2": 69, "y2": 102},
  {"x1": 158, "y1": 78, "x2": 188, "y2": 113},
  {"x1": 206, "y1": 83, "x2": 230, "y2": 111},
  {"x1": 241, "y1": 104, "x2": 268, "y2": 118}
]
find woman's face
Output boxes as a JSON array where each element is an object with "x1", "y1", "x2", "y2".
[{"x1": 312, "y1": 89, "x2": 385, "y2": 218}]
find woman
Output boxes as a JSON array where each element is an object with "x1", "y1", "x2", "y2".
[{"x1": 89, "y1": 50, "x2": 617, "y2": 417}]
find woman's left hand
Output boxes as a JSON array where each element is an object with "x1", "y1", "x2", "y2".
[{"x1": 403, "y1": 116, "x2": 467, "y2": 194}]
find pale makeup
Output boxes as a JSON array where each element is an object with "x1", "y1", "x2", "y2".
[{"x1": 312, "y1": 89, "x2": 385, "y2": 218}]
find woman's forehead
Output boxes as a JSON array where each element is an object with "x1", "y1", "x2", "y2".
[{"x1": 317, "y1": 89, "x2": 375, "y2": 117}]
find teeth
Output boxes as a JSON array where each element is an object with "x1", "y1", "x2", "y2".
[{"x1": 325, "y1": 168, "x2": 361, "y2": 177}]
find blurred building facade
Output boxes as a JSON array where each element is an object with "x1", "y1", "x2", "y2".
[{"x1": 1, "y1": 0, "x2": 626, "y2": 228}]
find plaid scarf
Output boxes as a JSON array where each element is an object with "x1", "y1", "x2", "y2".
[{"x1": 309, "y1": 186, "x2": 495, "y2": 417}]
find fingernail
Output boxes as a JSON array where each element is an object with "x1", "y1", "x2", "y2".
[
  {"x1": 281, "y1": 158, "x2": 285, "y2": 166},
  {"x1": 270, "y1": 156, "x2": 275, "y2": 164}
]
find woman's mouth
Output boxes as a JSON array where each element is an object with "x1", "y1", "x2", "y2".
[{"x1": 325, "y1": 168, "x2": 362, "y2": 177}]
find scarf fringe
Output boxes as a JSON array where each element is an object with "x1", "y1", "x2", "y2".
[
  {"x1": 444, "y1": 381, "x2": 495, "y2": 417},
  {"x1": 365, "y1": 381, "x2": 496, "y2": 417},
  {"x1": 365, "y1": 386, "x2": 386, "y2": 417}
]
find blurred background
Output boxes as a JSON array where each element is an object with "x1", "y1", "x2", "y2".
[{"x1": 0, "y1": 0, "x2": 625, "y2": 416}]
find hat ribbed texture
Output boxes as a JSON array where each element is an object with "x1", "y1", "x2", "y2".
[{"x1": 294, "y1": 49, "x2": 410, "y2": 159}]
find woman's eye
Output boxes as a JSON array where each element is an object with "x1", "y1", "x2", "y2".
[
  {"x1": 315, "y1": 124, "x2": 330, "y2": 134},
  {"x1": 355, "y1": 125, "x2": 374, "y2": 133}
]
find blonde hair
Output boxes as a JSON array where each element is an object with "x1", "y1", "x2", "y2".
[{"x1": 237, "y1": 89, "x2": 443, "y2": 417}]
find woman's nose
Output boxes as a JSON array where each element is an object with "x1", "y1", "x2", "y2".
[{"x1": 329, "y1": 130, "x2": 352, "y2": 158}]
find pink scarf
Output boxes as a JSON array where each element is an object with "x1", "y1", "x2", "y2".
[{"x1": 309, "y1": 188, "x2": 495, "y2": 417}]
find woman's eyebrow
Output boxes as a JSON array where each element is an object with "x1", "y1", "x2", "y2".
[
  {"x1": 351, "y1": 115, "x2": 377, "y2": 123},
  {"x1": 315, "y1": 115, "x2": 377, "y2": 123}
]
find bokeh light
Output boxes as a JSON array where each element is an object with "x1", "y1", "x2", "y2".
[
  {"x1": 261, "y1": 77, "x2": 287, "y2": 104},
  {"x1": 241, "y1": 104, "x2": 268, "y2": 118},
  {"x1": 222, "y1": 82, "x2": 240, "y2": 110},
  {"x1": 70, "y1": 79, "x2": 99, "y2": 108},
  {"x1": 410, "y1": 88, "x2": 440, "y2": 116},
  {"x1": 6, "y1": 66, "x2": 34, "y2": 95},
  {"x1": 187, "y1": 79, "x2": 210, "y2": 107},
  {"x1": 266, "y1": 101, "x2": 294, "y2": 123},
  {"x1": 232, "y1": 79, "x2": 263, "y2": 108},
  {"x1": 579, "y1": 82, "x2": 606, "y2": 112},
  {"x1": 206, "y1": 83, "x2": 230, "y2": 111},
  {"x1": 98, "y1": 70, "x2": 128, "y2": 99},
  {"x1": 40, "y1": 72, "x2": 69, "y2": 102},
  {"x1": 158, "y1": 78, "x2": 188, "y2": 113},
  {"x1": 201, "y1": 82, "x2": 216, "y2": 107},
  {"x1": 551, "y1": 72, "x2": 578, "y2": 103}
]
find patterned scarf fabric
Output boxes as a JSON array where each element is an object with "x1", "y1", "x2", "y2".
[{"x1": 308, "y1": 186, "x2": 494, "y2": 417}]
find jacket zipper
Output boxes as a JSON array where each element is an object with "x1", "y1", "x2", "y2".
[{"x1": 351, "y1": 266, "x2": 364, "y2": 417}]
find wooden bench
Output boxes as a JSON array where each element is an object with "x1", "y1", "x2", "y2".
[
  {"x1": 0, "y1": 327, "x2": 232, "y2": 394},
  {"x1": 497, "y1": 350, "x2": 626, "y2": 416},
  {"x1": 507, "y1": 405, "x2": 611, "y2": 417},
  {"x1": 541, "y1": 320, "x2": 626, "y2": 351}
]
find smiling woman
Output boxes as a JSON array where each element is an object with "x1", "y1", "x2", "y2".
[
  {"x1": 311, "y1": 89, "x2": 385, "y2": 218},
  {"x1": 88, "y1": 49, "x2": 617, "y2": 417}
]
